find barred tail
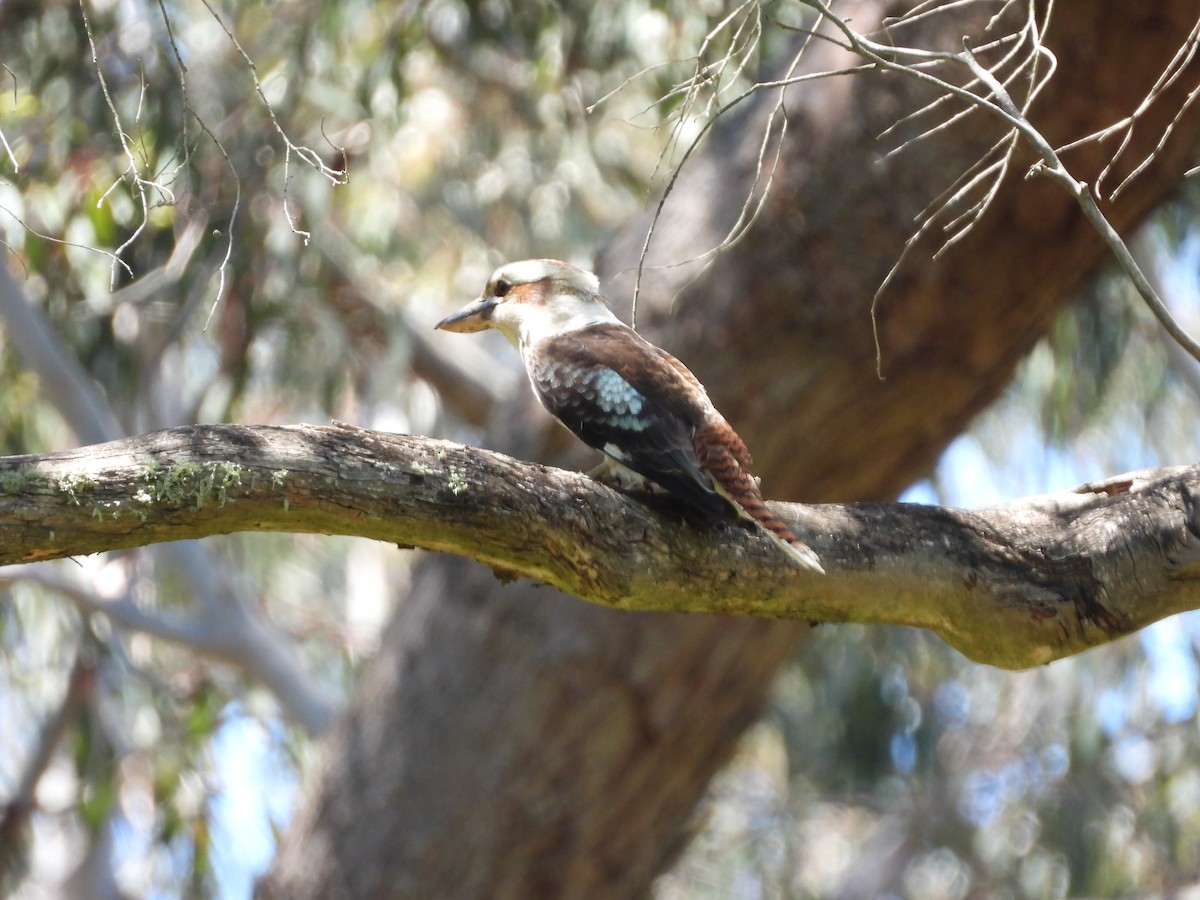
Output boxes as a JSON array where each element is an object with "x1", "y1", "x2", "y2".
[
  {"x1": 734, "y1": 490, "x2": 826, "y2": 575},
  {"x1": 694, "y1": 423, "x2": 825, "y2": 574}
]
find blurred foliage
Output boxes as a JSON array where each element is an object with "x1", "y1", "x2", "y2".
[
  {"x1": 663, "y1": 613, "x2": 1200, "y2": 898},
  {"x1": 3, "y1": 1, "x2": 1200, "y2": 898}
]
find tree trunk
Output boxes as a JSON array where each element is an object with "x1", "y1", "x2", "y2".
[{"x1": 263, "y1": 3, "x2": 1200, "y2": 896}]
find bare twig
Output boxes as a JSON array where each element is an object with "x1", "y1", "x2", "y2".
[
  {"x1": 154, "y1": 0, "x2": 242, "y2": 331},
  {"x1": 0, "y1": 62, "x2": 17, "y2": 172},
  {"x1": 1085, "y1": 17, "x2": 1200, "y2": 198},
  {"x1": 619, "y1": 19, "x2": 850, "y2": 324},
  {"x1": 194, "y1": 0, "x2": 348, "y2": 204},
  {"x1": 78, "y1": 0, "x2": 175, "y2": 289},
  {"x1": 957, "y1": 39, "x2": 1200, "y2": 363},
  {"x1": 796, "y1": 0, "x2": 1200, "y2": 367}
]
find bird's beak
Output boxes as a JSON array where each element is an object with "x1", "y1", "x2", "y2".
[{"x1": 434, "y1": 296, "x2": 498, "y2": 334}]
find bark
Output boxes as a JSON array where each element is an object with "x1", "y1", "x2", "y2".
[
  {"x1": 264, "y1": 3, "x2": 1200, "y2": 898},
  {"x1": 5, "y1": 424, "x2": 1200, "y2": 669}
]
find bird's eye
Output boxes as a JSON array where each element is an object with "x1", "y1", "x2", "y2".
[{"x1": 494, "y1": 280, "x2": 512, "y2": 298}]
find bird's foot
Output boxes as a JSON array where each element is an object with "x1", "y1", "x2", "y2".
[{"x1": 587, "y1": 457, "x2": 664, "y2": 495}]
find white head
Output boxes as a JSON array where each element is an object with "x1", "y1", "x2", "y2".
[{"x1": 435, "y1": 259, "x2": 619, "y2": 349}]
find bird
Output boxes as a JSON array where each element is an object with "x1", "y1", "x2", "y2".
[{"x1": 434, "y1": 258, "x2": 824, "y2": 574}]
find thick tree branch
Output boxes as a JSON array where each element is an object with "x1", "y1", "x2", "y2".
[{"x1": 3, "y1": 423, "x2": 1198, "y2": 669}]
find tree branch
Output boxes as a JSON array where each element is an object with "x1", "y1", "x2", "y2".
[{"x1": 2, "y1": 424, "x2": 1198, "y2": 669}]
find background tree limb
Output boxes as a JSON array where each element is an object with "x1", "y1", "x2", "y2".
[{"x1": 0, "y1": 254, "x2": 336, "y2": 733}]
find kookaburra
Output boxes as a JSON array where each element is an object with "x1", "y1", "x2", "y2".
[{"x1": 435, "y1": 258, "x2": 824, "y2": 573}]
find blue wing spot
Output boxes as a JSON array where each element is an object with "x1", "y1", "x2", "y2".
[
  {"x1": 540, "y1": 362, "x2": 649, "y2": 431},
  {"x1": 585, "y1": 369, "x2": 647, "y2": 430}
]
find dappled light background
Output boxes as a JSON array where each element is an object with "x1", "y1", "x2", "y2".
[
  {"x1": 661, "y1": 226, "x2": 1200, "y2": 898},
  {"x1": 3, "y1": 1, "x2": 1200, "y2": 897}
]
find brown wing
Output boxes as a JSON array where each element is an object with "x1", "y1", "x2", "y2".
[
  {"x1": 572, "y1": 325, "x2": 713, "y2": 422},
  {"x1": 537, "y1": 324, "x2": 823, "y2": 572},
  {"x1": 528, "y1": 329, "x2": 732, "y2": 519}
]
